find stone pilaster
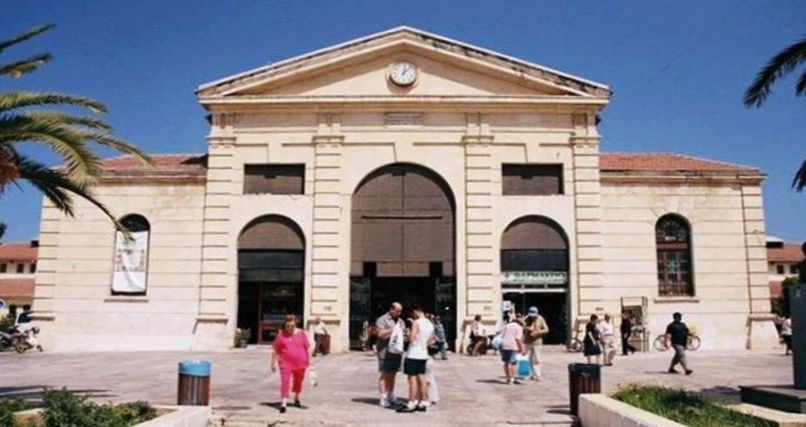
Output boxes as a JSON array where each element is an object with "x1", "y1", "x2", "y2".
[
  {"x1": 195, "y1": 113, "x2": 236, "y2": 349},
  {"x1": 570, "y1": 114, "x2": 607, "y2": 323},
  {"x1": 463, "y1": 113, "x2": 496, "y2": 323},
  {"x1": 741, "y1": 184, "x2": 779, "y2": 348},
  {"x1": 31, "y1": 198, "x2": 60, "y2": 335},
  {"x1": 310, "y1": 113, "x2": 346, "y2": 350}
]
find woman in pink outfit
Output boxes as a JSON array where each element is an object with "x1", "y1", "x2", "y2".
[{"x1": 271, "y1": 314, "x2": 310, "y2": 413}]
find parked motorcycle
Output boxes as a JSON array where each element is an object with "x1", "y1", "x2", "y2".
[{"x1": 0, "y1": 326, "x2": 42, "y2": 353}]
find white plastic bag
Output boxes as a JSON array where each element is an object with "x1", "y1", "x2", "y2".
[{"x1": 491, "y1": 333, "x2": 503, "y2": 350}]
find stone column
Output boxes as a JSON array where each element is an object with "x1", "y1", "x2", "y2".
[
  {"x1": 195, "y1": 112, "x2": 237, "y2": 349},
  {"x1": 310, "y1": 113, "x2": 346, "y2": 351},
  {"x1": 741, "y1": 184, "x2": 779, "y2": 349},
  {"x1": 570, "y1": 114, "x2": 606, "y2": 328},
  {"x1": 463, "y1": 113, "x2": 496, "y2": 337}
]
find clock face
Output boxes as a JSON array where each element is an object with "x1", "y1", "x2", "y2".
[{"x1": 389, "y1": 62, "x2": 417, "y2": 86}]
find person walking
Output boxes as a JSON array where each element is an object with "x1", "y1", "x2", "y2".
[
  {"x1": 620, "y1": 310, "x2": 637, "y2": 355},
  {"x1": 311, "y1": 317, "x2": 329, "y2": 357},
  {"x1": 433, "y1": 316, "x2": 448, "y2": 360},
  {"x1": 469, "y1": 314, "x2": 487, "y2": 356},
  {"x1": 374, "y1": 302, "x2": 405, "y2": 408},
  {"x1": 397, "y1": 308, "x2": 435, "y2": 413},
  {"x1": 523, "y1": 306, "x2": 549, "y2": 381},
  {"x1": 782, "y1": 315, "x2": 793, "y2": 356},
  {"x1": 599, "y1": 314, "x2": 617, "y2": 366},
  {"x1": 583, "y1": 314, "x2": 602, "y2": 365},
  {"x1": 500, "y1": 313, "x2": 525, "y2": 384},
  {"x1": 664, "y1": 312, "x2": 693, "y2": 375},
  {"x1": 271, "y1": 314, "x2": 310, "y2": 413}
]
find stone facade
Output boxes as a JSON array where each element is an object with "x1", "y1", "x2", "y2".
[{"x1": 32, "y1": 27, "x2": 778, "y2": 352}]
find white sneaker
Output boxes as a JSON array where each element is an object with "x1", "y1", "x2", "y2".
[{"x1": 380, "y1": 398, "x2": 390, "y2": 408}]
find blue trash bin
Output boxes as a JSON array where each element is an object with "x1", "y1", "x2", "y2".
[{"x1": 177, "y1": 360, "x2": 211, "y2": 406}]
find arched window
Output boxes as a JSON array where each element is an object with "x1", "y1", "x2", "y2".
[
  {"x1": 112, "y1": 214, "x2": 150, "y2": 294},
  {"x1": 656, "y1": 214, "x2": 694, "y2": 296}
]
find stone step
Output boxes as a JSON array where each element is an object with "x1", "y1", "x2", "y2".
[{"x1": 209, "y1": 414, "x2": 578, "y2": 427}]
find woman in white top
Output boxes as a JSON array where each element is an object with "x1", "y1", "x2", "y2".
[{"x1": 397, "y1": 308, "x2": 434, "y2": 413}]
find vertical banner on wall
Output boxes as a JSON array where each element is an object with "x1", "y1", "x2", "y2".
[{"x1": 112, "y1": 230, "x2": 149, "y2": 293}]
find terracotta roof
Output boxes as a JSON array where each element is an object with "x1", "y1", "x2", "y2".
[
  {"x1": 600, "y1": 152, "x2": 759, "y2": 173},
  {"x1": 769, "y1": 281, "x2": 783, "y2": 299},
  {"x1": 0, "y1": 278, "x2": 35, "y2": 299},
  {"x1": 100, "y1": 154, "x2": 207, "y2": 175},
  {"x1": 768, "y1": 242, "x2": 805, "y2": 263},
  {"x1": 0, "y1": 242, "x2": 37, "y2": 262}
]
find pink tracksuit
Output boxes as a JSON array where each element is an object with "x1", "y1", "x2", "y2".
[{"x1": 272, "y1": 329, "x2": 310, "y2": 398}]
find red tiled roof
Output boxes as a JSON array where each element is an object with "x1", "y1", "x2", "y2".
[
  {"x1": 0, "y1": 242, "x2": 37, "y2": 262},
  {"x1": 600, "y1": 152, "x2": 759, "y2": 173},
  {"x1": 0, "y1": 278, "x2": 35, "y2": 299},
  {"x1": 768, "y1": 242, "x2": 805, "y2": 263},
  {"x1": 769, "y1": 281, "x2": 783, "y2": 299},
  {"x1": 100, "y1": 154, "x2": 207, "y2": 174}
]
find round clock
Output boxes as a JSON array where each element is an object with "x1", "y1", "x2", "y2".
[{"x1": 389, "y1": 61, "x2": 418, "y2": 87}]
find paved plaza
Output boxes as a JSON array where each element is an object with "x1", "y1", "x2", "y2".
[{"x1": 0, "y1": 347, "x2": 792, "y2": 426}]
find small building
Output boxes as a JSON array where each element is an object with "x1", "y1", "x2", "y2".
[
  {"x1": 31, "y1": 27, "x2": 778, "y2": 352},
  {"x1": 0, "y1": 240, "x2": 38, "y2": 315},
  {"x1": 766, "y1": 236, "x2": 804, "y2": 299}
]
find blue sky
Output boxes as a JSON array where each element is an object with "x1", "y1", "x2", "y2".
[{"x1": 2, "y1": 1, "x2": 805, "y2": 242}]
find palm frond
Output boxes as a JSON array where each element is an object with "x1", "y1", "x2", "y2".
[
  {"x1": 0, "y1": 115, "x2": 104, "y2": 181},
  {"x1": 0, "y1": 91, "x2": 107, "y2": 113},
  {"x1": 90, "y1": 133, "x2": 152, "y2": 166},
  {"x1": 0, "y1": 53, "x2": 52, "y2": 78},
  {"x1": 794, "y1": 158, "x2": 806, "y2": 192},
  {"x1": 14, "y1": 155, "x2": 122, "y2": 230},
  {"x1": 744, "y1": 35, "x2": 806, "y2": 107},
  {"x1": 0, "y1": 24, "x2": 54, "y2": 55},
  {"x1": 20, "y1": 110, "x2": 112, "y2": 131},
  {"x1": 796, "y1": 69, "x2": 806, "y2": 97}
]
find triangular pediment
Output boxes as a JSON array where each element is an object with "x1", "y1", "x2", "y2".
[{"x1": 197, "y1": 26, "x2": 611, "y2": 100}]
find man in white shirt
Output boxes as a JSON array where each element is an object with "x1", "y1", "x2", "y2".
[
  {"x1": 598, "y1": 313, "x2": 617, "y2": 366},
  {"x1": 469, "y1": 314, "x2": 487, "y2": 355},
  {"x1": 312, "y1": 317, "x2": 329, "y2": 356}
]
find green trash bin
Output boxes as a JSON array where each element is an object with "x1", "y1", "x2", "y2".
[{"x1": 568, "y1": 363, "x2": 601, "y2": 416}]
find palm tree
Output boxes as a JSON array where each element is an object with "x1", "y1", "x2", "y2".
[
  {"x1": 744, "y1": 35, "x2": 806, "y2": 191},
  {"x1": 0, "y1": 24, "x2": 150, "y2": 224}
]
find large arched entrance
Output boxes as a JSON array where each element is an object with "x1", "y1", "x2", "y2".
[
  {"x1": 349, "y1": 163, "x2": 456, "y2": 349},
  {"x1": 237, "y1": 215, "x2": 305, "y2": 344},
  {"x1": 500, "y1": 216, "x2": 569, "y2": 344}
]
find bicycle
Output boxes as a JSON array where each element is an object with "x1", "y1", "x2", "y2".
[{"x1": 653, "y1": 325, "x2": 701, "y2": 351}]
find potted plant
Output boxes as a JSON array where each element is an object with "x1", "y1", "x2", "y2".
[{"x1": 235, "y1": 328, "x2": 251, "y2": 348}]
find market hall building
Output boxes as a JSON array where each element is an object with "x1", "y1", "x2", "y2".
[{"x1": 31, "y1": 27, "x2": 779, "y2": 352}]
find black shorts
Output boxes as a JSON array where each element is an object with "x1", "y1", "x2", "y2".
[
  {"x1": 379, "y1": 352, "x2": 402, "y2": 373},
  {"x1": 403, "y1": 358, "x2": 427, "y2": 376}
]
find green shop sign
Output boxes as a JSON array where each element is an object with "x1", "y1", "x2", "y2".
[{"x1": 501, "y1": 271, "x2": 567, "y2": 285}]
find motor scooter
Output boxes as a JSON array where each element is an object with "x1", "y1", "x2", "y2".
[
  {"x1": 0, "y1": 328, "x2": 25, "y2": 352},
  {"x1": 14, "y1": 325, "x2": 43, "y2": 353}
]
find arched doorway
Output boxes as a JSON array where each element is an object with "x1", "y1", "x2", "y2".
[
  {"x1": 349, "y1": 163, "x2": 456, "y2": 349},
  {"x1": 500, "y1": 216, "x2": 569, "y2": 344},
  {"x1": 237, "y1": 215, "x2": 305, "y2": 344}
]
